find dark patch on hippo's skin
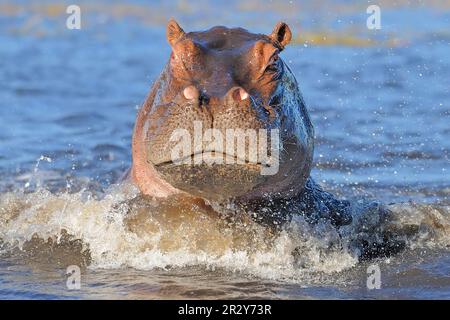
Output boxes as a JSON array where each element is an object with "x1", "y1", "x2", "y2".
[{"x1": 228, "y1": 178, "x2": 406, "y2": 261}]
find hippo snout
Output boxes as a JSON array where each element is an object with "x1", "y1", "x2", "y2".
[{"x1": 145, "y1": 84, "x2": 279, "y2": 201}]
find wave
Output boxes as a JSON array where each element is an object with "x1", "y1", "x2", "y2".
[{"x1": 0, "y1": 184, "x2": 449, "y2": 281}]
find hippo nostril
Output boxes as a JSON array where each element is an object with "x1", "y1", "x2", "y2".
[
  {"x1": 199, "y1": 94, "x2": 209, "y2": 106},
  {"x1": 183, "y1": 85, "x2": 199, "y2": 100},
  {"x1": 228, "y1": 87, "x2": 249, "y2": 102}
]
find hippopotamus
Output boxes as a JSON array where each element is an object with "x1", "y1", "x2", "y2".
[
  {"x1": 131, "y1": 19, "x2": 312, "y2": 201},
  {"x1": 126, "y1": 20, "x2": 402, "y2": 258}
]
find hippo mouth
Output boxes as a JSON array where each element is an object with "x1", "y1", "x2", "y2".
[
  {"x1": 152, "y1": 151, "x2": 271, "y2": 201},
  {"x1": 154, "y1": 150, "x2": 271, "y2": 168}
]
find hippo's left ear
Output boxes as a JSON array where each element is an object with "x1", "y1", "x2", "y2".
[{"x1": 269, "y1": 22, "x2": 292, "y2": 50}]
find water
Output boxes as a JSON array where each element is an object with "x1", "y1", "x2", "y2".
[{"x1": 0, "y1": 0, "x2": 449, "y2": 299}]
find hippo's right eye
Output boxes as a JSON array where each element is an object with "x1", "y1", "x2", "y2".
[{"x1": 264, "y1": 54, "x2": 280, "y2": 71}]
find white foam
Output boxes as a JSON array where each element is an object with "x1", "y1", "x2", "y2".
[{"x1": 0, "y1": 185, "x2": 449, "y2": 281}]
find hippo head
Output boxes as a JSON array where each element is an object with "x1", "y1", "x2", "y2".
[{"x1": 131, "y1": 19, "x2": 314, "y2": 203}]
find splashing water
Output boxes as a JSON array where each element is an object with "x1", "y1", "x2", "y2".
[{"x1": 1, "y1": 184, "x2": 448, "y2": 286}]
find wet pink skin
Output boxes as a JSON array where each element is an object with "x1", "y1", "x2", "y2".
[{"x1": 130, "y1": 87, "x2": 184, "y2": 198}]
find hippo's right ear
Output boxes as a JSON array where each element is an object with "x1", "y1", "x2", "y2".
[{"x1": 166, "y1": 18, "x2": 185, "y2": 46}]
